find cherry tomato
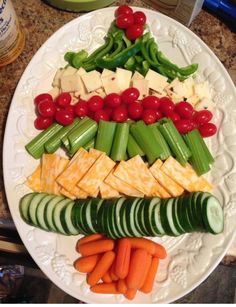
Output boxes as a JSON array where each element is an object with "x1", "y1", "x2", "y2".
[
  {"x1": 88, "y1": 110, "x2": 94, "y2": 120},
  {"x1": 104, "y1": 93, "x2": 121, "y2": 108},
  {"x1": 126, "y1": 24, "x2": 144, "y2": 40},
  {"x1": 128, "y1": 101, "x2": 143, "y2": 120},
  {"x1": 175, "y1": 101, "x2": 194, "y2": 119},
  {"x1": 193, "y1": 110, "x2": 213, "y2": 125},
  {"x1": 112, "y1": 105, "x2": 128, "y2": 122},
  {"x1": 75, "y1": 101, "x2": 88, "y2": 117},
  {"x1": 155, "y1": 109, "x2": 163, "y2": 121},
  {"x1": 159, "y1": 97, "x2": 175, "y2": 116},
  {"x1": 133, "y1": 11, "x2": 146, "y2": 25},
  {"x1": 34, "y1": 116, "x2": 54, "y2": 130},
  {"x1": 37, "y1": 100, "x2": 56, "y2": 117},
  {"x1": 34, "y1": 93, "x2": 53, "y2": 106},
  {"x1": 56, "y1": 92, "x2": 72, "y2": 108},
  {"x1": 121, "y1": 87, "x2": 140, "y2": 104},
  {"x1": 88, "y1": 95, "x2": 104, "y2": 112},
  {"x1": 168, "y1": 112, "x2": 180, "y2": 123},
  {"x1": 55, "y1": 107, "x2": 74, "y2": 125},
  {"x1": 174, "y1": 119, "x2": 193, "y2": 134},
  {"x1": 199, "y1": 123, "x2": 217, "y2": 138},
  {"x1": 116, "y1": 5, "x2": 133, "y2": 16},
  {"x1": 116, "y1": 13, "x2": 134, "y2": 29},
  {"x1": 142, "y1": 96, "x2": 160, "y2": 109},
  {"x1": 103, "y1": 107, "x2": 113, "y2": 117},
  {"x1": 142, "y1": 109, "x2": 157, "y2": 125},
  {"x1": 189, "y1": 119, "x2": 198, "y2": 130},
  {"x1": 94, "y1": 109, "x2": 110, "y2": 122}
]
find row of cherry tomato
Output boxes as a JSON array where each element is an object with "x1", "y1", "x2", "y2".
[
  {"x1": 115, "y1": 5, "x2": 146, "y2": 41},
  {"x1": 33, "y1": 87, "x2": 216, "y2": 138}
]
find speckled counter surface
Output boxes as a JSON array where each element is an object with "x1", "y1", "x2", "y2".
[{"x1": 0, "y1": 0, "x2": 235, "y2": 303}]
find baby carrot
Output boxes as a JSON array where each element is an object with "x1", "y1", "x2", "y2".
[
  {"x1": 115, "y1": 238, "x2": 131, "y2": 279},
  {"x1": 76, "y1": 234, "x2": 104, "y2": 250},
  {"x1": 140, "y1": 257, "x2": 159, "y2": 294},
  {"x1": 117, "y1": 279, "x2": 128, "y2": 294},
  {"x1": 139, "y1": 253, "x2": 152, "y2": 289},
  {"x1": 74, "y1": 254, "x2": 100, "y2": 273},
  {"x1": 153, "y1": 243, "x2": 167, "y2": 259},
  {"x1": 102, "y1": 271, "x2": 113, "y2": 283},
  {"x1": 126, "y1": 249, "x2": 148, "y2": 290},
  {"x1": 125, "y1": 288, "x2": 137, "y2": 300},
  {"x1": 128, "y1": 238, "x2": 167, "y2": 259},
  {"x1": 110, "y1": 262, "x2": 119, "y2": 281},
  {"x1": 87, "y1": 251, "x2": 115, "y2": 286},
  {"x1": 91, "y1": 282, "x2": 120, "y2": 294},
  {"x1": 78, "y1": 239, "x2": 115, "y2": 256}
]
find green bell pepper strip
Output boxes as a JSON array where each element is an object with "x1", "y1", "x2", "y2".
[
  {"x1": 134, "y1": 55, "x2": 143, "y2": 64},
  {"x1": 82, "y1": 62, "x2": 97, "y2": 71},
  {"x1": 108, "y1": 40, "x2": 124, "y2": 58},
  {"x1": 64, "y1": 51, "x2": 75, "y2": 65},
  {"x1": 124, "y1": 57, "x2": 136, "y2": 71},
  {"x1": 123, "y1": 35, "x2": 131, "y2": 47},
  {"x1": 96, "y1": 40, "x2": 142, "y2": 70},
  {"x1": 72, "y1": 50, "x2": 88, "y2": 68},
  {"x1": 141, "y1": 60, "x2": 150, "y2": 75},
  {"x1": 141, "y1": 38, "x2": 158, "y2": 67}
]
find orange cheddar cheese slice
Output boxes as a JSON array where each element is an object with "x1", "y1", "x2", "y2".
[
  {"x1": 104, "y1": 170, "x2": 144, "y2": 197},
  {"x1": 70, "y1": 186, "x2": 88, "y2": 199},
  {"x1": 60, "y1": 187, "x2": 76, "y2": 200},
  {"x1": 100, "y1": 182, "x2": 120, "y2": 199},
  {"x1": 149, "y1": 159, "x2": 184, "y2": 197},
  {"x1": 113, "y1": 155, "x2": 156, "y2": 196},
  {"x1": 41, "y1": 154, "x2": 61, "y2": 194},
  {"x1": 54, "y1": 158, "x2": 70, "y2": 195},
  {"x1": 26, "y1": 165, "x2": 42, "y2": 192},
  {"x1": 185, "y1": 164, "x2": 213, "y2": 192},
  {"x1": 78, "y1": 153, "x2": 116, "y2": 197},
  {"x1": 160, "y1": 157, "x2": 200, "y2": 192},
  {"x1": 57, "y1": 148, "x2": 102, "y2": 192},
  {"x1": 151, "y1": 182, "x2": 171, "y2": 198}
]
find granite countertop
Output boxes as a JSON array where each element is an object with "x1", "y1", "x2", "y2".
[{"x1": 0, "y1": 0, "x2": 235, "y2": 302}]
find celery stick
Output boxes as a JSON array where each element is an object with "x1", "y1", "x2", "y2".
[
  {"x1": 127, "y1": 134, "x2": 145, "y2": 158},
  {"x1": 25, "y1": 123, "x2": 63, "y2": 159},
  {"x1": 69, "y1": 118, "x2": 98, "y2": 155},
  {"x1": 148, "y1": 124, "x2": 171, "y2": 160},
  {"x1": 84, "y1": 138, "x2": 95, "y2": 151},
  {"x1": 45, "y1": 118, "x2": 80, "y2": 153},
  {"x1": 130, "y1": 121, "x2": 162, "y2": 164},
  {"x1": 110, "y1": 123, "x2": 129, "y2": 161},
  {"x1": 158, "y1": 118, "x2": 191, "y2": 166},
  {"x1": 190, "y1": 129, "x2": 214, "y2": 164},
  {"x1": 95, "y1": 120, "x2": 117, "y2": 155},
  {"x1": 62, "y1": 117, "x2": 90, "y2": 151},
  {"x1": 184, "y1": 129, "x2": 212, "y2": 175}
]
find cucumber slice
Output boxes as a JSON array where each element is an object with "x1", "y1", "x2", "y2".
[
  {"x1": 195, "y1": 192, "x2": 212, "y2": 231},
  {"x1": 73, "y1": 200, "x2": 88, "y2": 235},
  {"x1": 53, "y1": 198, "x2": 72, "y2": 235},
  {"x1": 107, "y1": 198, "x2": 121, "y2": 239},
  {"x1": 120, "y1": 199, "x2": 133, "y2": 237},
  {"x1": 177, "y1": 196, "x2": 194, "y2": 232},
  {"x1": 144, "y1": 198, "x2": 161, "y2": 237},
  {"x1": 151, "y1": 202, "x2": 165, "y2": 236},
  {"x1": 28, "y1": 193, "x2": 48, "y2": 226},
  {"x1": 172, "y1": 198, "x2": 185, "y2": 234},
  {"x1": 114, "y1": 197, "x2": 127, "y2": 238},
  {"x1": 202, "y1": 196, "x2": 224, "y2": 234},
  {"x1": 36, "y1": 194, "x2": 55, "y2": 231},
  {"x1": 125, "y1": 198, "x2": 143, "y2": 237},
  {"x1": 60, "y1": 201, "x2": 79, "y2": 235},
  {"x1": 81, "y1": 199, "x2": 97, "y2": 234},
  {"x1": 45, "y1": 195, "x2": 65, "y2": 232},
  {"x1": 166, "y1": 198, "x2": 181, "y2": 236},
  {"x1": 137, "y1": 199, "x2": 150, "y2": 236},
  {"x1": 90, "y1": 198, "x2": 103, "y2": 233},
  {"x1": 160, "y1": 198, "x2": 179, "y2": 236},
  {"x1": 185, "y1": 193, "x2": 201, "y2": 231},
  {"x1": 134, "y1": 199, "x2": 148, "y2": 236},
  {"x1": 19, "y1": 193, "x2": 37, "y2": 223}
]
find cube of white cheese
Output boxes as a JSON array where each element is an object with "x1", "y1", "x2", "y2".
[
  {"x1": 81, "y1": 71, "x2": 102, "y2": 92},
  {"x1": 132, "y1": 79, "x2": 149, "y2": 100},
  {"x1": 61, "y1": 66, "x2": 77, "y2": 77},
  {"x1": 95, "y1": 88, "x2": 106, "y2": 98},
  {"x1": 60, "y1": 74, "x2": 82, "y2": 92},
  {"x1": 52, "y1": 68, "x2": 64, "y2": 88},
  {"x1": 48, "y1": 87, "x2": 60, "y2": 100},
  {"x1": 101, "y1": 69, "x2": 114, "y2": 78},
  {"x1": 151, "y1": 89, "x2": 168, "y2": 98},
  {"x1": 145, "y1": 69, "x2": 168, "y2": 94},
  {"x1": 195, "y1": 98, "x2": 215, "y2": 112},
  {"x1": 101, "y1": 73, "x2": 120, "y2": 95},
  {"x1": 194, "y1": 81, "x2": 211, "y2": 100},
  {"x1": 77, "y1": 67, "x2": 87, "y2": 76},
  {"x1": 116, "y1": 68, "x2": 132, "y2": 92},
  {"x1": 131, "y1": 71, "x2": 144, "y2": 81},
  {"x1": 187, "y1": 95, "x2": 200, "y2": 106},
  {"x1": 74, "y1": 71, "x2": 87, "y2": 96},
  {"x1": 183, "y1": 77, "x2": 195, "y2": 98}
]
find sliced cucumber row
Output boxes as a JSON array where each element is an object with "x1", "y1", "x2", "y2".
[{"x1": 19, "y1": 192, "x2": 224, "y2": 237}]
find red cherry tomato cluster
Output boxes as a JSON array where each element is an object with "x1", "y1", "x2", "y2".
[
  {"x1": 115, "y1": 5, "x2": 146, "y2": 41},
  {"x1": 33, "y1": 88, "x2": 217, "y2": 138}
]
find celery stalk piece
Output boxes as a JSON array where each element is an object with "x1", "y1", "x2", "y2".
[
  {"x1": 95, "y1": 120, "x2": 117, "y2": 155},
  {"x1": 148, "y1": 124, "x2": 171, "y2": 160},
  {"x1": 127, "y1": 134, "x2": 145, "y2": 158},
  {"x1": 110, "y1": 123, "x2": 129, "y2": 161}
]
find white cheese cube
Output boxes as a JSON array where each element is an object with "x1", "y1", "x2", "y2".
[
  {"x1": 145, "y1": 69, "x2": 168, "y2": 94},
  {"x1": 70, "y1": 93, "x2": 79, "y2": 105},
  {"x1": 52, "y1": 68, "x2": 64, "y2": 88},
  {"x1": 81, "y1": 71, "x2": 102, "y2": 92},
  {"x1": 132, "y1": 79, "x2": 149, "y2": 100},
  {"x1": 151, "y1": 89, "x2": 168, "y2": 99},
  {"x1": 116, "y1": 68, "x2": 132, "y2": 92},
  {"x1": 132, "y1": 71, "x2": 144, "y2": 81},
  {"x1": 95, "y1": 88, "x2": 106, "y2": 98},
  {"x1": 183, "y1": 77, "x2": 195, "y2": 98},
  {"x1": 194, "y1": 81, "x2": 211, "y2": 100},
  {"x1": 60, "y1": 74, "x2": 82, "y2": 92},
  {"x1": 195, "y1": 98, "x2": 215, "y2": 112},
  {"x1": 101, "y1": 73, "x2": 120, "y2": 95},
  {"x1": 61, "y1": 66, "x2": 77, "y2": 77},
  {"x1": 48, "y1": 87, "x2": 60, "y2": 100},
  {"x1": 80, "y1": 91, "x2": 100, "y2": 101},
  {"x1": 187, "y1": 95, "x2": 200, "y2": 106},
  {"x1": 101, "y1": 69, "x2": 114, "y2": 78},
  {"x1": 77, "y1": 67, "x2": 87, "y2": 76}
]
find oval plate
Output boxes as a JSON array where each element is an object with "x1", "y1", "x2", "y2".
[{"x1": 3, "y1": 7, "x2": 236, "y2": 304}]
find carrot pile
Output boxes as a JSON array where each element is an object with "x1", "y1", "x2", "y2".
[{"x1": 74, "y1": 233, "x2": 167, "y2": 300}]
